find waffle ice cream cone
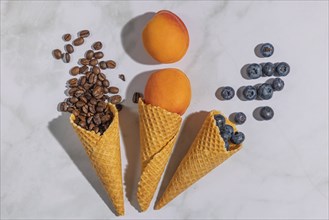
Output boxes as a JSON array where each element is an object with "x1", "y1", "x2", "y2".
[
  {"x1": 155, "y1": 110, "x2": 242, "y2": 210},
  {"x1": 69, "y1": 104, "x2": 124, "y2": 216},
  {"x1": 137, "y1": 99, "x2": 182, "y2": 211}
]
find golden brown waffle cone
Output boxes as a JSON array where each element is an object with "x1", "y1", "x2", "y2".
[
  {"x1": 137, "y1": 99, "x2": 182, "y2": 211},
  {"x1": 69, "y1": 104, "x2": 124, "y2": 216},
  {"x1": 155, "y1": 110, "x2": 242, "y2": 210}
]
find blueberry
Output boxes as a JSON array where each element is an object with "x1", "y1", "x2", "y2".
[
  {"x1": 247, "y1": 63, "x2": 262, "y2": 79},
  {"x1": 257, "y1": 83, "x2": 273, "y2": 100},
  {"x1": 260, "y1": 43, "x2": 274, "y2": 57},
  {"x1": 224, "y1": 139, "x2": 230, "y2": 151},
  {"x1": 243, "y1": 85, "x2": 257, "y2": 100},
  {"x1": 221, "y1": 86, "x2": 235, "y2": 100},
  {"x1": 276, "y1": 62, "x2": 290, "y2": 76},
  {"x1": 234, "y1": 112, "x2": 246, "y2": 125},
  {"x1": 220, "y1": 124, "x2": 234, "y2": 139},
  {"x1": 260, "y1": 106, "x2": 274, "y2": 120},
  {"x1": 272, "y1": 78, "x2": 285, "y2": 91},
  {"x1": 214, "y1": 114, "x2": 226, "y2": 128},
  {"x1": 262, "y1": 62, "x2": 275, "y2": 76},
  {"x1": 230, "y1": 132, "x2": 245, "y2": 144}
]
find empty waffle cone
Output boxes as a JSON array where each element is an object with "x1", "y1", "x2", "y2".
[
  {"x1": 69, "y1": 104, "x2": 124, "y2": 216},
  {"x1": 137, "y1": 99, "x2": 182, "y2": 211},
  {"x1": 155, "y1": 110, "x2": 242, "y2": 210}
]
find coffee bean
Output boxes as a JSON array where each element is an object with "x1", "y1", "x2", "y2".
[
  {"x1": 97, "y1": 101, "x2": 107, "y2": 108},
  {"x1": 53, "y1": 49, "x2": 63, "y2": 59},
  {"x1": 73, "y1": 109, "x2": 80, "y2": 117},
  {"x1": 102, "y1": 80, "x2": 110, "y2": 87},
  {"x1": 89, "y1": 59, "x2": 98, "y2": 66},
  {"x1": 119, "y1": 74, "x2": 125, "y2": 81},
  {"x1": 88, "y1": 73, "x2": 97, "y2": 84},
  {"x1": 87, "y1": 116, "x2": 93, "y2": 125},
  {"x1": 74, "y1": 90, "x2": 84, "y2": 98},
  {"x1": 96, "y1": 80, "x2": 103, "y2": 87},
  {"x1": 94, "y1": 51, "x2": 104, "y2": 59},
  {"x1": 96, "y1": 106, "x2": 105, "y2": 113},
  {"x1": 69, "y1": 97, "x2": 79, "y2": 103},
  {"x1": 80, "y1": 96, "x2": 88, "y2": 103},
  {"x1": 79, "y1": 65, "x2": 88, "y2": 74},
  {"x1": 93, "y1": 114, "x2": 102, "y2": 125},
  {"x1": 68, "y1": 88, "x2": 78, "y2": 96},
  {"x1": 85, "y1": 92, "x2": 92, "y2": 100},
  {"x1": 89, "y1": 105, "x2": 96, "y2": 114},
  {"x1": 92, "y1": 41, "x2": 102, "y2": 50},
  {"x1": 92, "y1": 86, "x2": 103, "y2": 99},
  {"x1": 79, "y1": 76, "x2": 87, "y2": 85},
  {"x1": 63, "y1": 34, "x2": 71, "y2": 41},
  {"x1": 110, "y1": 95, "x2": 122, "y2": 104},
  {"x1": 76, "y1": 100, "x2": 85, "y2": 108},
  {"x1": 93, "y1": 126, "x2": 99, "y2": 133},
  {"x1": 101, "y1": 114, "x2": 111, "y2": 123},
  {"x1": 106, "y1": 60, "x2": 116, "y2": 69},
  {"x1": 65, "y1": 44, "x2": 74, "y2": 54},
  {"x1": 69, "y1": 66, "x2": 79, "y2": 76},
  {"x1": 82, "y1": 105, "x2": 89, "y2": 114},
  {"x1": 83, "y1": 83, "x2": 92, "y2": 90},
  {"x1": 85, "y1": 50, "x2": 94, "y2": 60},
  {"x1": 98, "y1": 73, "x2": 106, "y2": 81},
  {"x1": 89, "y1": 123, "x2": 95, "y2": 130},
  {"x1": 109, "y1": 86, "x2": 118, "y2": 94},
  {"x1": 92, "y1": 66, "x2": 100, "y2": 74},
  {"x1": 79, "y1": 30, "x2": 90, "y2": 38},
  {"x1": 103, "y1": 87, "x2": 109, "y2": 94},
  {"x1": 59, "y1": 102, "x2": 69, "y2": 112},
  {"x1": 63, "y1": 53, "x2": 70, "y2": 63},
  {"x1": 77, "y1": 86, "x2": 86, "y2": 92},
  {"x1": 80, "y1": 58, "x2": 89, "y2": 65},
  {"x1": 73, "y1": 37, "x2": 84, "y2": 46},
  {"x1": 85, "y1": 71, "x2": 91, "y2": 78},
  {"x1": 133, "y1": 92, "x2": 143, "y2": 103},
  {"x1": 116, "y1": 104, "x2": 123, "y2": 112},
  {"x1": 79, "y1": 120, "x2": 87, "y2": 128},
  {"x1": 99, "y1": 61, "x2": 107, "y2": 70},
  {"x1": 67, "y1": 107, "x2": 74, "y2": 113}
]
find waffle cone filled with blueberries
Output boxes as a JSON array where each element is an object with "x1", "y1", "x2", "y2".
[{"x1": 56, "y1": 30, "x2": 124, "y2": 216}]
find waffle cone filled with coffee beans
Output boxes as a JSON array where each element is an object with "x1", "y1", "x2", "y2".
[{"x1": 55, "y1": 30, "x2": 124, "y2": 215}]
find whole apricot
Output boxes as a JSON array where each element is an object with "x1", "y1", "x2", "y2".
[{"x1": 142, "y1": 10, "x2": 189, "y2": 63}]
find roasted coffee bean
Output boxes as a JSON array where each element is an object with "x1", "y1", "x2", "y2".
[
  {"x1": 79, "y1": 120, "x2": 87, "y2": 128},
  {"x1": 65, "y1": 44, "x2": 74, "y2": 54},
  {"x1": 79, "y1": 76, "x2": 87, "y2": 86},
  {"x1": 101, "y1": 114, "x2": 111, "y2": 123},
  {"x1": 133, "y1": 92, "x2": 143, "y2": 103},
  {"x1": 110, "y1": 95, "x2": 122, "y2": 104},
  {"x1": 72, "y1": 109, "x2": 80, "y2": 117},
  {"x1": 69, "y1": 97, "x2": 79, "y2": 104},
  {"x1": 109, "y1": 86, "x2": 119, "y2": 94},
  {"x1": 92, "y1": 41, "x2": 102, "y2": 50},
  {"x1": 89, "y1": 59, "x2": 98, "y2": 66},
  {"x1": 85, "y1": 50, "x2": 94, "y2": 60},
  {"x1": 70, "y1": 66, "x2": 80, "y2": 76},
  {"x1": 59, "y1": 102, "x2": 69, "y2": 112},
  {"x1": 96, "y1": 106, "x2": 105, "y2": 113},
  {"x1": 119, "y1": 74, "x2": 125, "y2": 81},
  {"x1": 99, "y1": 61, "x2": 107, "y2": 70},
  {"x1": 76, "y1": 100, "x2": 85, "y2": 108},
  {"x1": 79, "y1": 30, "x2": 90, "y2": 38},
  {"x1": 92, "y1": 86, "x2": 103, "y2": 99},
  {"x1": 82, "y1": 105, "x2": 89, "y2": 114},
  {"x1": 67, "y1": 107, "x2": 74, "y2": 113},
  {"x1": 53, "y1": 49, "x2": 63, "y2": 59},
  {"x1": 97, "y1": 101, "x2": 107, "y2": 108},
  {"x1": 80, "y1": 96, "x2": 88, "y2": 103},
  {"x1": 106, "y1": 60, "x2": 116, "y2": 69},
  {"x1": 74, "y1": 90, "x2": 84, "y2": 98},
  {"x1": 93, "y1": 114, "x2": 102, "y2": 125},
  {"x1": 73, "y1": 37, "x2": 84, "y2": 46},
  {"x1": 67, "y1": 78, "x2": 78, "y2": 87},
  {"x1": 96, "y1": 80, "x2": 103, "y2": 87},
  {"x1": 92, "y1": 66, "x2": 100, "y2": 74},
  {"x1": 116, "y1": 104, "x2": 123, "y2": 112},
  {"x1": 90, "y1": 98, "x2": 97, "y2": 105},
  {"x1": 80, "y1": 112, "x2": 87, "y2": 117},
  {"x1": 77, "y1": 86, "x2": 86, "y2": 92},
  {"x1": 83, "y1": 83, "x2": 93, "y2": 90},
  {"x1": 87, "y1": 116, "x2": 93, "y2": 124},
  {"x1": 98, "y1": 73, "x2": 106, "y2": 81},
  {"x1": 101, "y1": 80, "x2": 109, "y2": 87},
  {"x1": 93, "y1": 126, "x2": 99, "y2": 133},
  {"x1": 79, "y1": 65, "x2": 88, "y2": 74},
  {"x1": 80, "y1": 58, "x2": 89, "y2": 65},
  {"x1": 103, "y1": 87, "x2": 109, "y2": 94},
  {"x1": 68, "y1": 88, "x2": 78, "y2": 96},
  {"x1": 63, "y1": 34, "x2": 71, "y2": 41},
  {"x1": 89, "y1": 105, "x2": 96, "y2": 114},
  {"x1": 63, "y1": 53, "x2": 70, "y2": 63},
  {"x1": 85, "y1": 71, "x2": 91, "y2": 78},
  {"x1": 89, "y1": 123, "x2": 95, "y2": 130},
  {"x1": 94, "y1": 51, "x2": 104, "y2": 59},
  {"x1": 88, "y1": 73, "x2": 97, "y2": 84}
]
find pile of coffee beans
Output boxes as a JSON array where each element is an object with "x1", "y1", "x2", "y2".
[{"x1": 54, "y1": 30, "x2": 123, "y2": 134}]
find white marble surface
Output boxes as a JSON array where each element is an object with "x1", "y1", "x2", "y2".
[{"x1": 1, "y1": 1, "x2": 328, "y2": 219}]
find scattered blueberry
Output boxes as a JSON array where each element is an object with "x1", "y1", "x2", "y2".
[
  {"x1": 234, "y1": 112, "x2": 247, "y2": 125},
  {"x1": 272, "y1": 78, "x2": 285, "y2": 91},
  {"x1": 260, "y1": 106, "x2": 274, "y2": 120},
  {"x1": 243, "y1": 85, "x2": 257, "y2": 100},
  {"x1": 260, "y1": 43, "x2": 274, "y2": 57},
  {"x1": 230, "y1": 132, "x2": 245, "y2": 144},
  {"x1": 257, "y1": 83, "x2": 273, "y2": 100},
  {"x1": 262, "y1": 62, "x2": 275, "y2": 76},
  {"x1": 221, "y1": 86, "x2": 235, "y2": 100},
  {"x1": 220, "y1": 124, "x2": 234, "y2": 138},
  {"x1": 214, "y1": 114, "x2": 226, "y2": 128},
  {"x1": 247, "y1": 63, "x2": 262, "y2": 79},
  {"x1": 276, "y1": 62, "x2": 290, "y2": 76}
]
